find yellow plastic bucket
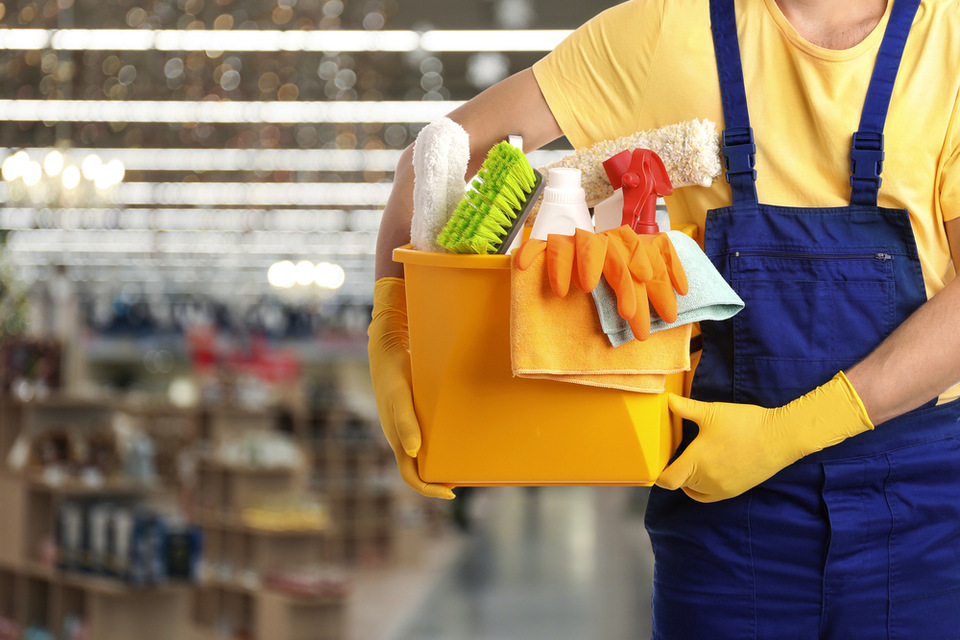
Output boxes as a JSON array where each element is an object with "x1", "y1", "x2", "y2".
[{"x1": 394, "y1": 244, "x2": 685, "y2": 486}]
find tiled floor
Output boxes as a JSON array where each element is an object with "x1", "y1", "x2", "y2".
[
  {"x1": 347, "y1": 533, "x2": 467, "y2": 640},
  {"x1": 392, "y1": 486, "x2": 655, "y2": 640}
]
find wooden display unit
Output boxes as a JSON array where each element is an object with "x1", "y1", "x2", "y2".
[
  {"x1": 308, "y1": 403, "x2": 404, "y2": 567},
  {"x1": 255, "y1": 591, "x2": 345, "y2": 640},
  {"x1": 0, "y1": 390, "x2": 433, "y2": 640},
  {"x1": 0, "y1": 395, "x2": 195, "y2": 640},
  {"x1": 191, "y1": 407, "x2": 345, "y2": 640}
]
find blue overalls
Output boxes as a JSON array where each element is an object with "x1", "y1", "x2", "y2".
[{"x1": 644, "y1": 0, "x2": 960, "y2": 638}]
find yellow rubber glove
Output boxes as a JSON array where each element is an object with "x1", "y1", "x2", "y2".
[
  {"x1": 657, "y1": 372, "x2": 873, "y2": 503},
  {"x1": 368, "y1": 277, "x2": 455, "y2": 500}
]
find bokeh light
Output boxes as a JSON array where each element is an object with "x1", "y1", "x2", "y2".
[
  {"x1": 43, "y1": 150, "x2": 64, "y2": 176},
  {"x1": 314, "y1": 262, "x2": 345, "y2": 289},
  {"x1": 267, "y1": 260, "x2": 297, "y2": 288}
]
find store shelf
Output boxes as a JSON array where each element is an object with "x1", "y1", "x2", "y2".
[
  {"x1": 198, "y1": 459, "x2": 301, "y2": 475},
  {"x1": 0, "y1": 381, "x2": 434, "y2": 640},
  {"x1": 23, "y1": 475, "x2": 164, "y2": 497},
  {"x1": 197, "y1": 575, "x2": 259, "y2": 596},
  {"x1": 1, "y1": 393, "x2": 113, "y2": 412},
  {"x1": 0, "y1": 558, "x2": 194, "y2": 639},
  {"x1": 8, "y1": 559, "x2": 191, "y2": 597},
  {"x1": 199, "y1": 576, "x2": 345, "y2": 605},
  {"x1": 193, "y1": 625, "x2": 241, "y2": 640},
  {"x1": 0, "y1": 397, "x2": 199, "y2": 639}
]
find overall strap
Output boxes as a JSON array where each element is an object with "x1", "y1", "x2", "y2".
[
  {"x1": 850, "y1": 0, "x2": 921, "y2": 206},
  {"x1": 710, "y1": 0, "x2": 757, "y2": 205}
]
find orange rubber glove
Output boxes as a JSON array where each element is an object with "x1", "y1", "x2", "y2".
[
  {"x1": 646, "y1": 232, "x2": 688, "y2": 320},
  {"x1": 516, "y1": 226, "x2": 690, "y2": 341},
  {"x1": 600, "y1": 225, "x2": 653, "y2": 282},
  {"x1": 515, "y1": 228, "x2": 609, "y2": 297},
  {"x1": 601, "y1": 226, "x2": 689, "y2": 339},
  {"x1": 600, "y1": 233, "x2": 641, "y2": 332},
  {"x1": 657, "y1": 372, "x2": 874, "y2": 503},
  {"x1": 368, "y1": 277, "x2": 455, "y2": 500}
]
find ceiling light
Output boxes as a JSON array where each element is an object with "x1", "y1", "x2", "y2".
[
  {"x1": 0, "y1": 28, "x2": 570, "y2": 53},
  {"x1": 43, "y1": 150, "x2": 64, "y2": 176},
  {"x1": 0, "y1": 100, "x2": 465, "y2": 124},
  {"x1": 2, "y1": 151, "x2": 29, "y2": 181},
  {"x1": 314, "y1": 262, "x2": 345, "y2": 289},
  {"x1": 61, "y1": 166, "x2": 81, "y2": 190},
  {"x1": 21, "y1": 162, "x2": 42, "y2": 187},
  {"x1": 267, "y1": 260, "x2": 297, "y2": 288},
  {"x1": 295, "y1": 260, "x2": 315, "y2": 286},
  {"x1": 81, "y1": 154, "x2": 102, "y2": 180}
]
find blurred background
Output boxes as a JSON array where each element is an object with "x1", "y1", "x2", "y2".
[{"x1": 0, "y1": 0, "x2": 662, "y2": 639}]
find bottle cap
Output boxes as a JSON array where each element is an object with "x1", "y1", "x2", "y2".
[
  {"x1": 545, "y1": 168, "x2": 585, "y2": 204},
  {"x1": 548, "y1": 167, "x2": 582, "y2": 190}
]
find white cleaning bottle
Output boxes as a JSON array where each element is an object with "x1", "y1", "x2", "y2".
[
  {"x1": 594, "y1": 189, "x2": 674, "y2": 234},
  {"x1": 529, "y1": 167, "x2": 594, "y2": 241},
  {"x1": 592, "y1": 189, "x2": 624, "y2": 233}
]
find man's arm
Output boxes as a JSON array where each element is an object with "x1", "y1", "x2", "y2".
[
  {"x1": 846, "y1": 216, "x2": 960, "y2": 423},
  {"x1": 374, "y1": 68, "x2": 564, "y2": 279},
  {"x1": 659, "y1": 218, "x2": 960, "y2": 502}
]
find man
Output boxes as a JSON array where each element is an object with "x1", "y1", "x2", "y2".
[{"x1": 369, "y1": 0, "x2": 960, "y2": 636}]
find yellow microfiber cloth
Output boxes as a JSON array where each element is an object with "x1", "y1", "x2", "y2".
[{"x1": 510, "y1": 251, "x2": 692, "y2": 393}]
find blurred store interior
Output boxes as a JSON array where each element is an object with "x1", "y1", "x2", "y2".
[{"x1": 0, "y1": 0, "x2": 659, "y2": 638}]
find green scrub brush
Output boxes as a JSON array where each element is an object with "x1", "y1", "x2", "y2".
[{"x1": 437, "y1": 141, "x2": 546, "y2": 255}]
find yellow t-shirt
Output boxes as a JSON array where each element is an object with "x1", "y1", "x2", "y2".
[{"x1": 533, "y1": 0, "x2": 960, "y2": 302}]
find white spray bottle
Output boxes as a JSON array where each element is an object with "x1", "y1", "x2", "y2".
[{"x1": 592, "y1": 189, "x2": 625, "y2": 233}]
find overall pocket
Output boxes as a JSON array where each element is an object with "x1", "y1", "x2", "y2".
[{"x1": 730, "y1": 249, "x2": 896, "y2": 406}]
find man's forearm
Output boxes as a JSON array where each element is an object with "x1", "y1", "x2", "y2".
[
  {"x1": 375, "y1": 145, "x2": 415, "y2": 280},
  {"x1": 847, "y1": 273, "x2": 960, "y2": 425}
]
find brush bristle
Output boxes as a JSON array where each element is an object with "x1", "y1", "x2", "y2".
[{"x1": 436, "y1": 141, "x2": 537, "y2": 254}]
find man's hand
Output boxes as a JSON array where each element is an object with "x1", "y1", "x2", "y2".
[
  {"x1": 368, "y1": 277, "x2": 455, "y2": 500},
  {"x1": 657, "y1": 372, "x2": 873, "y2": 503}
]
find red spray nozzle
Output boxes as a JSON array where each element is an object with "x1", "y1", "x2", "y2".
[
  {"x1": 602, "y1": 150, "x2": 633, "y2": 190},
  {"x1": 615, "y1": 149, "x2": 673, "y2": 235},
  {"x1": 621, "y1": 172, "x2": 642, "y2": 189}
]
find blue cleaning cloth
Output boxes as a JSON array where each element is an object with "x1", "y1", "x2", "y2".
[{"x1": 592, "y1": 230, "x2": 745, "y2": 347}]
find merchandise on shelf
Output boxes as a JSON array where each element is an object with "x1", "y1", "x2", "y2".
[
  {"x1": 6, "y1": 409, "x2": 157, "y2": 491},
  {"x1": 55, "y1": 499, "x2": 203, "y2": 586},
  {"x1": 214, "y1": 430, "x2": 304, "y2": 470},
  {"x1": 0, "y1": 615, "x2": 21, "y2": 640},
  {"x1": 261, "y1": 566, "x2": 350, "y2": 599},
  {"x1": 166, "y1": 524, "x2": 204, "y2": 581},
  {"x1": 240, "y1": 495, "x2": 330, "y2": 532},
  {"x1": 57, "y1": 500, "x2": 84, "y2": 572},
  {"x1": 60, "y1": 616, "x2": 90, "y2": 640},
  {"x1": 0, "y1": 339, "x2": 61, "y2": 399},
  {"x1": 22, "y1": 627, "x2": 52, "y2": 640}
]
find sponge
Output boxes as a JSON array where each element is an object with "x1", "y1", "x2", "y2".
[{"x1": 535, "y1": 119, "x2": 722, "y2": 209}]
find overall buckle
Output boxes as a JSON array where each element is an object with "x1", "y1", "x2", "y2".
[
  {"x1": 722, "y1": 127, "x2": 757, "y2": 184},
  {"x1": 850, "y1": 131, "x2": 884, "y2": 192}
]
